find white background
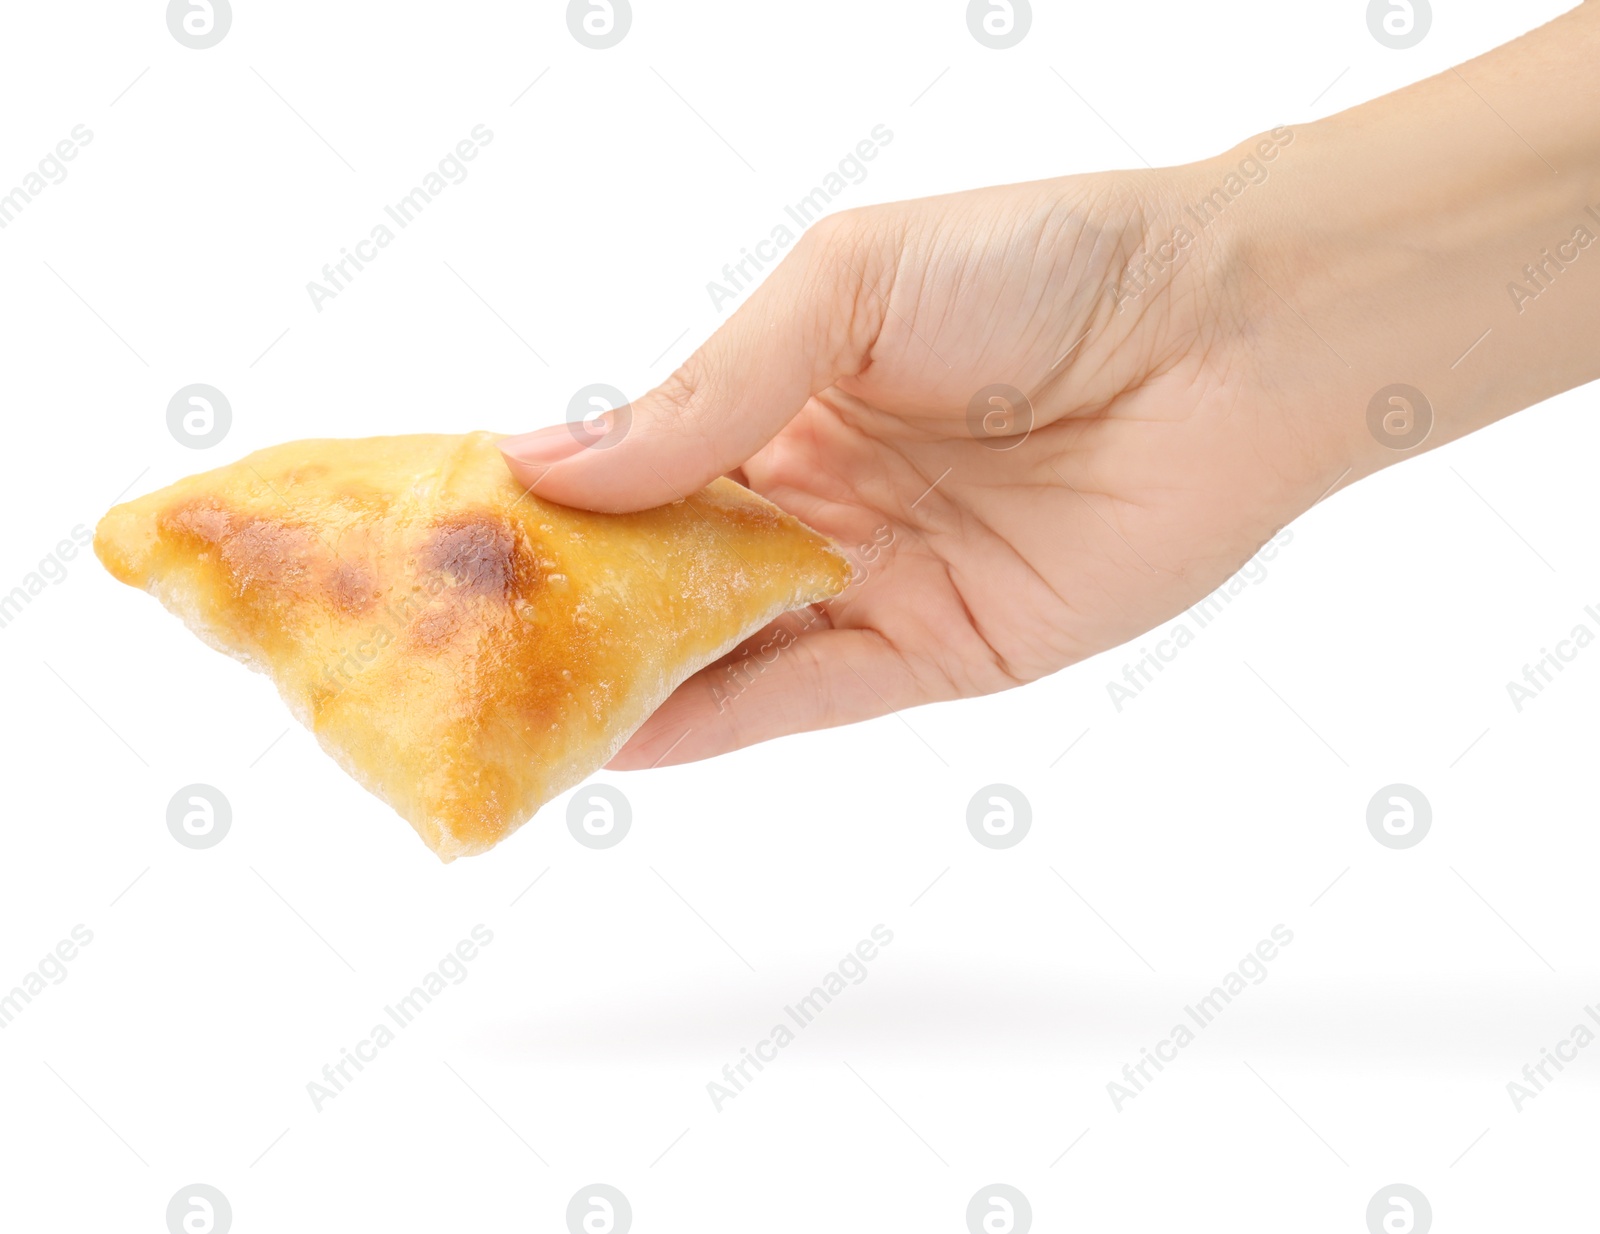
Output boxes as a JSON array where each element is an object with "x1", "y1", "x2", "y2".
[{"x1": 2, "y1": 1, "x2": 1596, "y2": 1230}]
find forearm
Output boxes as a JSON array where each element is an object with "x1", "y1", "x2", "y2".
[{"x1": 1208, "y1": 3, "x2": 1600, "y2": 476}]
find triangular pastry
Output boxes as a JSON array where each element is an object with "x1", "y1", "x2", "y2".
[{"x1": 95, "y1": 432, "x2": 849, "y2": 860}]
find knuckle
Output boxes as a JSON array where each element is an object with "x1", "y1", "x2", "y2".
[{"x1": 644, "y1": 362, "x2": 703, "y2": 428}]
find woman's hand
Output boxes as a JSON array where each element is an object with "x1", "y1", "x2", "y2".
[
  {"x1": 500, "y1": 3, "x2": 1600, "y2": 768},
  {"x1": 501, "y1": 168, "x2": 1329, "y2": 766}
]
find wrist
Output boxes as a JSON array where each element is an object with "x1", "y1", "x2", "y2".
[{"x1": 1226, "y1": 5, "x2": 1600, "y2": 488}]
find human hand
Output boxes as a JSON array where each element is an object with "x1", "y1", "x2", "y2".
[
  {"x1": 501, "y1": 4, "x2": 1600, "y2": 768},
  {"x1": 500, "y1": 167, "x2": 1323, "y2": 766}
]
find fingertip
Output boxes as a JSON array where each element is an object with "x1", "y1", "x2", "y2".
[
  {"x1": 498, "y1": 425, "x2": 588, "y2": 468},
  {"x1": 607, "y1": 715, "x2": 711, "y2": 770},
  {"x1": 498, "y1": 427, "x2": 587, "y2": 505},
  {"x1": 507, "y1": 430, "x2": 726, "y2": 514},
  {"x1": 500, "y1": 453, "x2": 554, "y2": 499}
]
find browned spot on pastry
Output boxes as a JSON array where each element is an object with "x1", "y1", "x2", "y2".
[
  {"x1": 161, "y1": 500, "x2": 375, "y2": 615},
  {"x1": 221, "y1": 517, "x2": 316, "y2": 589},
  {"x1": 162, "y1": 500, "x2": 234, "y2": 545},
  {"x1": 423, "y1": 513, "x2": 534, "y2": 600}
]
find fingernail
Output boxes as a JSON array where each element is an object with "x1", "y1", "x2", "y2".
[{"x1": 498, "y1": 425, "x2": 588, "y2": 466}]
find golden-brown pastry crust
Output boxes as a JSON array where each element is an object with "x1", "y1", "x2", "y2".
[{"x1": 95, "y1": 432, "x2": 849, "y2": 860}]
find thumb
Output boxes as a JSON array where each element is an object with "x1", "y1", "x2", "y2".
[{"x1": 499, "y1": 220, "x2": 881, "y2": 512}]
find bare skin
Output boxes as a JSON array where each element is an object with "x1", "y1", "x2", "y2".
[{"x1": 503, "y1": 3, "x2": 1600, "y2": 768}]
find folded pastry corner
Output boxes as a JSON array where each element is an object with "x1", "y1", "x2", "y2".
[{"x1": 95, "y1": 431, "x2": 850, "y2": 860}]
